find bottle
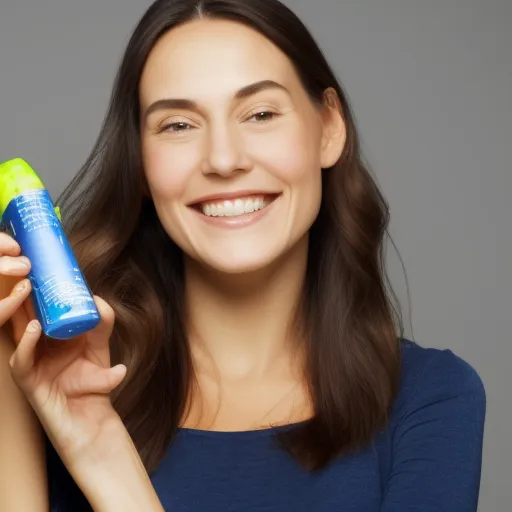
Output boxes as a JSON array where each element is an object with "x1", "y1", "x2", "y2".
[{"x1": 0, "y1": 158, "x2": 100, "y2": 339}]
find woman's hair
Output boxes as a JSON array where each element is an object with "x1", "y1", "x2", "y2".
[{"x1": 58, "y1": 0, "x2": 402, "y2": 472}]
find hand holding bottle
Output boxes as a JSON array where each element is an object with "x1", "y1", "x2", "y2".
[
  {"x1": 0, "y1": 231, "x2": 34, "y2": 341},
  {"x1": 0, "y1": 234, "x2": 127, "y2": 463}
]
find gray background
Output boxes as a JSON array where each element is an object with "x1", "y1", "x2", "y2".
[{"x1": 1, "y1": 0, "x2": 510, "y2": 509}]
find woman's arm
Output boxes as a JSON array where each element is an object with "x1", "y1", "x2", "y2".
[
  {"x1": 68, "y1": 415, "x2": 165, "y2": 512},
  {"x1": 0, "y1": 327, "x2": 49, "y2": 512},
  {"x1": 381, "y1": 349, "x2": 486, "y2": 512}
]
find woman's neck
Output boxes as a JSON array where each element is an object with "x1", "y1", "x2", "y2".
[{"x1": 184, "y1": 236, "x2": 308, "y2": 383}]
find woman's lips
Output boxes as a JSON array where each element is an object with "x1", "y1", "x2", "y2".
[{"x1": 189, "y1": 194, "x2": 281, "y2": 229}]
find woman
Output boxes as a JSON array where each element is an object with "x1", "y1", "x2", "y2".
[{"x1": 0, "y1": 0, "x2": 486, "y2": 510}]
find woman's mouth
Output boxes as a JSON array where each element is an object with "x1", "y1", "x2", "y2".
[
  {"x1": 189, "y1": 193, "x2": 281, "y2": 228},
  {"x1": 196, "y1": 194, "x2": 278, "y2": 217}
]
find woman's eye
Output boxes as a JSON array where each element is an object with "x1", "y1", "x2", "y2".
[
  {"x1": 160, "y1": 121, "x2": 192, "y2": 133},
  {"x1": 158, "y1": 112, "x2": 278, "y2": 133},
  {"x1": 248, "y1": 111, "x2": 277, "y2": 122}
]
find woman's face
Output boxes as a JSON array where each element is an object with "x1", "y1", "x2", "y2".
[{"x1": 139, "y1": 19, "x2": 344, "y2": 274}]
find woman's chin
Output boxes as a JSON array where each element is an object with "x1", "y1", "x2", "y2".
[
  {"x1": 184, "y1": 247, "x2": 281, "y2": 276},
  {"x1": 184, "y1": 234, "x2": 308, "y2": 277},
  {"x1": 202, "y1": 255, "x2": 277, "y2": 275}
]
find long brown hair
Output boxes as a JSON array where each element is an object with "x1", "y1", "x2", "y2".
[{"x1": 58, "y1": 0, "x2": 403, "y2": 472}]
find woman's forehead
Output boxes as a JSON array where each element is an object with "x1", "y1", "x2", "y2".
[{"x1": 139, "y1": 19, "x2": 299, "y2": 103}]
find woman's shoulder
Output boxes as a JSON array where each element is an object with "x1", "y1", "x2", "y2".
[
  {"x1": 391, "y1": 338, "x2": 486, "y2": 424},
  {"x1": 372, "y1": 339, "x2": 487, "y2": 507}
]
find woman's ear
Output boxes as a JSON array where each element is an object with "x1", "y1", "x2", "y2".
[{"x1": 320, "y1": 87, "x2": 346, "y2": 169}]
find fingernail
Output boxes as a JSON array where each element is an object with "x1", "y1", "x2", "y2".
[
  {"x1": 27, "y1": 320, "x2": 40, "y2": 332},
  {"x1": 13, "y1": 259, "x2": 30, "y2": 269},
  {"x1": 19, "y1": 257, "x2": 30, "y2": 267}
]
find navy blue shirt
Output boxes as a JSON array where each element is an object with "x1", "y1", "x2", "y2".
[{"x1": 47, "y1": 339, "x2": 486, "y2": 511}]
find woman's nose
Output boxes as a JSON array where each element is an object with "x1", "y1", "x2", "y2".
[{"x1": 201, "y1": 124, "x2": 252, "y2": 177}]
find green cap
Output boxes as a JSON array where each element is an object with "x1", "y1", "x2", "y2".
[{"x1": 0, "y1": 158, "x2": 46, "y2": 219}]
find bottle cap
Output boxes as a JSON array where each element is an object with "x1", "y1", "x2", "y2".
[{"x1": 0, "y1": 158, "x2": 46, "y2": 219}]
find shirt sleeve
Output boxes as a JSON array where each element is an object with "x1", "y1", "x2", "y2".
[{"x1": 381, "y1": 349, "x2": 486, "y2": 512}]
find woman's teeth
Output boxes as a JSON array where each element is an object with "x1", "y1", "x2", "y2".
[{"x1": 200, "y1": 196, "x2": 271, "y2": 217}]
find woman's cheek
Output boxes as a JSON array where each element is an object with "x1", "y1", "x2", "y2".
[
  {"x1": 253, "y1": 127, "x2": 321, "y2": 183},
  {"x1": 144, "y1": 142, "x2": 197, "y2": 199}
]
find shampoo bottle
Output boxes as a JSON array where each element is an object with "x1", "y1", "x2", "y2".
[{"x1": 0, "y1": 158, "x2": 100, "y2": 339}]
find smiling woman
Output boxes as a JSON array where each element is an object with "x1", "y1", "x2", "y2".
[{"x1": 0, "y1": 0, "x2": 485, "y2": 511}]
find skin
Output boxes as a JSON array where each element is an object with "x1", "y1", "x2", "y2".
[{"x1": 0, "y1": 18, "x2": 345, "y2": 509}]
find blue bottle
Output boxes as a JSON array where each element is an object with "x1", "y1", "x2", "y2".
[{"x1": 0, "y1": 158, "x2": 100, "y2": 339}]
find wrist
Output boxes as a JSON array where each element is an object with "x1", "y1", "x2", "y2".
[
  {"x1": 69, "y1": 418, "x2": 163, "y2": 512},
  {"x1": 67, "y1": 413, "x2": 129, "y2": 472}
]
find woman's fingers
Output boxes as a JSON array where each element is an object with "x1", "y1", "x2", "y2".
[
  {"x1": 0, "y1": 233, "x2": 31, "y2": 332},
  {"x1": 9, "y1": 319, "x2": 41, "y2": 380},
  {"x1": 79, "y1": 364, "x2": 127, "y2": 395},
  {"x1": 0, "y1": 279, "x2": 32, "y2": 329},
  {"x1": 0, "y1": 232, "x2": 21, "y2": 257},
  {"x1": 59, "y1": 359, "x2": 127, "y2": 396},
  {"x1": 11, "y1": 294, "x2": 35, "y2": 343},
  {"x1": 0, "y1": 255, "x2": 31, "y2": 276}
]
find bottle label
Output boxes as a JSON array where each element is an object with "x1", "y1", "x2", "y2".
[{"x1": 13, "y1": 192, "x2": 60, "y2": 233}]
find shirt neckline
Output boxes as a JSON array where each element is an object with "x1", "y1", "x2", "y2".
[{"x1": 177, "y1": 419, "x2": 311, "y2": 438}]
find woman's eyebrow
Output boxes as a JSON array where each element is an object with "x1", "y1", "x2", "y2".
[{"x1": 143, "y1": 79, "x2": 289, "y2": 121}]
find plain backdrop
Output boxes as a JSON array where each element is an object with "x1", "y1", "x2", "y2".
[{"x1": 1, "y1": 0, "x2": 510, "y2": 510}]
